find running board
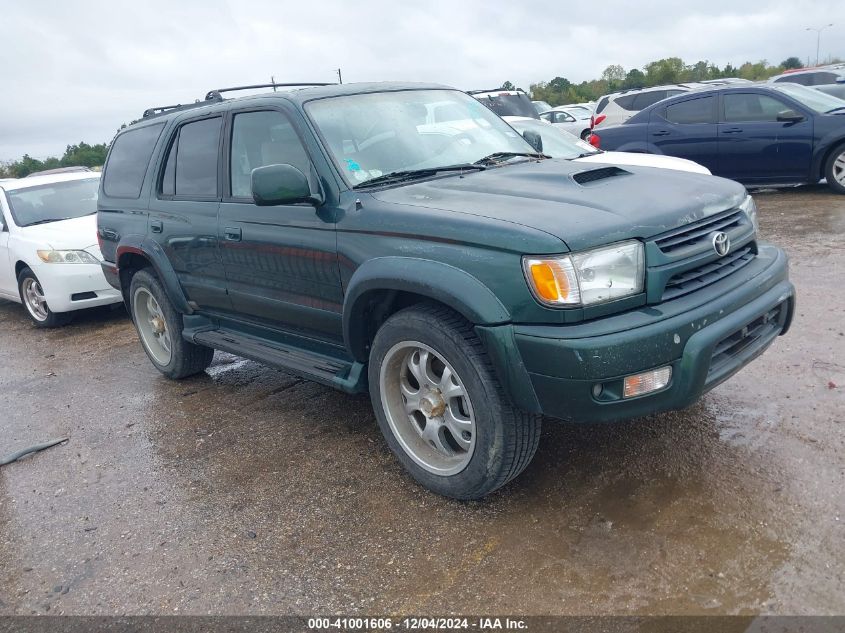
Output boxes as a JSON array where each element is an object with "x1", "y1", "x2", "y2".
[{"x1": 187, "y1": 328, "x2": 367, "y2": 394}]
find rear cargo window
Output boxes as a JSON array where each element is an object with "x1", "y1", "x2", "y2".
[{"x1": 103, "y1": 123, "x2": 164, "y2": 198}]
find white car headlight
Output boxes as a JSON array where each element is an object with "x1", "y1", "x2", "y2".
[
  {"x1": 740, "y1": 194, "x2": 759, "y2": 235},
  {"x1": 523, "y1": 240, "x2": 644, "y2": 307},
  {"x1": 37, "y1": 249, "x2": 99, "y2": 264}
]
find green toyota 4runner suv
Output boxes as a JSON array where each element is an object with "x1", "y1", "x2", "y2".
[{"x1": 98, "y1": 82, "x2": 795, "y2": 499}]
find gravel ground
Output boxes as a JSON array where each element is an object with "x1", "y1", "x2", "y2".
[{"x1": 0, "y1": 185, "x2": 842, "y2": 616}]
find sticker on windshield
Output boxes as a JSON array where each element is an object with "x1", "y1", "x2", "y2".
[{"x1": 345, "y1": 159, "x2": 361, "y2": 172}]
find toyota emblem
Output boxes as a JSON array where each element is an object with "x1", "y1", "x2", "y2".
[{"x1": 711, "y1": 231, "x2": 730, "y2": 257}]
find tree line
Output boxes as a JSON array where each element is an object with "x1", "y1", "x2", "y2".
[
  {"x1": 521, "y1": 56, "x2": 818, "y2": 106},
  {"x1": 0, "y1": 142, "x2": 109, "y2": 178}
]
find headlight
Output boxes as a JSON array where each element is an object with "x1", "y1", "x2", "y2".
[
  {"x1": 523, "y1": 240, "x2": 644, "y2": 307},
  {"x1": 37, "y1": 249, "x2": 99, "y2": 264},
  {"x1": 740, "y1": 194, "x2": 759, "y2": 235}
]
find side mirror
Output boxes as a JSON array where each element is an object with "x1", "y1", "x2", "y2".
[
  {"x1": 522, "y1": 130, "x2": 544, "y2": 153},
  {"x1": 776, "y1": 109, "x2": 805, "y2": 123},
  {"x1": 251, "y1": 164, "x2": 321, "y2": 206}
]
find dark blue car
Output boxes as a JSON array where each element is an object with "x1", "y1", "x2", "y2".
[{"x1": 592, "y1": 83, "x2": 845, "y2": 193}]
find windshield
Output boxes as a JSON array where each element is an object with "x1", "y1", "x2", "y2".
[
  {"x1": 474, "y1": 93, "x2": 539, "y2": 119},
  {"x1": 563, "y1": 107, "x2": 592, "y2": 119},
  {"x1": 507, "y1": 119, "x2": 599, "y2": 160},
  {"x1": 532, "y1": 100, "x2": 552, "y2": 114},
  {"x1": 771, "y1": 83, "x2": 845, "y2": 113},
  {"x1": 307, "y1": 89, "x2": 535, "y2": 185},
  {"x1": 5, "y1": 177, "x2": 99, "y2": 227}
]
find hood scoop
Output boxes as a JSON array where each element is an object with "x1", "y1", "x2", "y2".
[{"x1": 572, "y1": 166, "x2": 631, "y2": 185}]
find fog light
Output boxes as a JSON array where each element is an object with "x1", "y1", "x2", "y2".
[{"x1": 623, "y1": 366, "x2": 672, "y2": 398}]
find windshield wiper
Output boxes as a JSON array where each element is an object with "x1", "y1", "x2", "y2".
[
  {"x1": 825, "y1": 106, "x2": 845, "y2": 114},
  {"x1": 473, "y1": 151, "x2": 547, "y2": 165},
  {"x1": 352, "y1": 164, "x2": 486, "y2": 189},
  {"x1": 23, "y1": 217, "x2": 75, "y2": 227}
]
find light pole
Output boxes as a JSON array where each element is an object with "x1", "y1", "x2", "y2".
[{"x1": 806, "y1": 24, "x2": 833, "y2": 66}]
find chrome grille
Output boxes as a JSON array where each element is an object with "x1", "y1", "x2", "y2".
[
  {"x1": 655, "y1": 209, "x2": 744, "y2": 256},
  {"x1": 662, "y1": 245, "x2": 755, "y2": 301}
]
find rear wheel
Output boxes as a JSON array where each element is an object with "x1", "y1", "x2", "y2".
[
  {"x1": 368, "y1": 303, "x2": 541, "y2": 500},
  {"x1": 17, "y1": 268, "x2": 72, "y2": 328},
  {"x1": 825, "y1": 145, "x2": 845, "y2": 194},
  {"x1": 129, "y1": 269, "x2": 213, "y2": 379}
]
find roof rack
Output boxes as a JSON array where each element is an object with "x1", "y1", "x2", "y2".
[
  {"x1": 142, "y1": 96, "x2": 222, "y2": 120},
  {"x1": 203, "y1": 82, "x2": 336, "y2": 101},
  {"x1": 140, "y1": 82, "x2": 336, "y2": 121}
]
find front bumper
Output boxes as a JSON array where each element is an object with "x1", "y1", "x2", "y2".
[
  {"x1": 478, "y1": 244, "x2": 794, "y2": 423},
  {"x1": 36, "y1": 262, "x2": 123, "y2": 313}
]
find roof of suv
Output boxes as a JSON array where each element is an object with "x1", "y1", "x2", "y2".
[{"x1": 136, "y1": 81, "x2": 453, "y2": 124}]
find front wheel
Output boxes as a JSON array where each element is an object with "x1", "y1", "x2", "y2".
[
  {"x1": 129, "y1": 269, "x2": 213, "y2": 379},
  {"x1": 368, "y1": 304, "x2": 541, "y2": 500},
  {"x1": 17, "y1": 268, "x2": 72, "y2": 328},
  {"x1": 825, "y1": 145, "x2": 845, "y2": 194}
]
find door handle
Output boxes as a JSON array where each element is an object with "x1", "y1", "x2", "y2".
[
  {"x1": 652, "y1": 130, "x2": 671, "y2": 137},
  {"x1": 150, "y1": 219, "x2": 163, "y2": 233},
  {"x1": 224, "y1": 227, "x2": 242, "y2": 241},
  {"x1": 721, "y1": 127, "x2": 743, "y2": 134}
]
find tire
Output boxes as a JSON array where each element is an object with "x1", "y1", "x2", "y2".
[
  {"x1": 368, "y1": 303, "x2": 541, "y2": 500},
  {"x1": 825, "y1": 144, "x2": 845, "y2": 194},
  {"x1": 17, "y1": 267, "x2": 72, "y2": 328},
  {"x1": 129, "y1": 268, "x2": 213, "y2": 379},
  {"x1": 580, "y1": 128, "x2": 591, "y2": 141}
]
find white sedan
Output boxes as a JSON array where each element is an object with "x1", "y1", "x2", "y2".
[
  {"x1": 0, "y1": 171, "x2": 122, "y2": 327},
  {"x1": 505, "y1": 116, "x2": 711, "y2": 175}
]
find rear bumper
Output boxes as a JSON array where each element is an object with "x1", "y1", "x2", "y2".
[{"x1": 479, "y1": 244, "x2": 794, "y2": 422}]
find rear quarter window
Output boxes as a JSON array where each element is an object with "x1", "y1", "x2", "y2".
[
  {"x1": 613, "y1": 95, "x2": 637, "y2": 110},
  {"x1": 595, "y1": 96, "x2": 611, "y2": 114},
  {"x1": 631, "y1": 91, "x2": 669, "y2": 111},
  {"x1": 103, "y1": 123, "x2": 164, "y2": 199}
]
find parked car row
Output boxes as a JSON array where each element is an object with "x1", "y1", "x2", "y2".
[
  {"x1": 591, "y1": 82, "x2": 845, "y2": 193},
  {"x1": 0, "y1": 171, "x2": 122, "y2": 326},
  {"x1": 769, "y1": 63, "x2": 845, "y2": 99}
]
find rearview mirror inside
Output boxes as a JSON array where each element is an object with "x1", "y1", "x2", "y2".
[
  {"x1": 251, "y1": 164, "x2": 321, "y2": 206},
  {"x1": 522, "y1": 130, "x2": 544, "y2": 153}
]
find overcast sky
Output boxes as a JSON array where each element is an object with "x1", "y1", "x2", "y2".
[{"x1": 1, "y1": 0, "x2": 842, "y2": 161}]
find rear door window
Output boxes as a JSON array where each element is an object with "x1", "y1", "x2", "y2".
[
  {"x1": 103, "y1": 123, "x2": 164, "y2": 199},
  {"x1": 664, "y1": 95, "x2": 715, "y2": 124},
  {"x1": 159, "y1": 117, "x2": 222, "y2": 198}
]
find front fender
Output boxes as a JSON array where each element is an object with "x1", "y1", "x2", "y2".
[
  {"x1": 116, "y1": 237, "x2": 193, "y2": 314},
  {"x1": 343, "y1": 257, "x2": 510, "y2": 361}
]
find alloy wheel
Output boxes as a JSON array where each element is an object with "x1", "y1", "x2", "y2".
[
  {"x1": 133, "y1": 287, "x2": 172, "y2": 366},
  {"x1": 379, "y1": 341, "x2": 476, "y2": 475},
  {"x1": 22, "y1": 277, "x2": 48, "y2": 322}
]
